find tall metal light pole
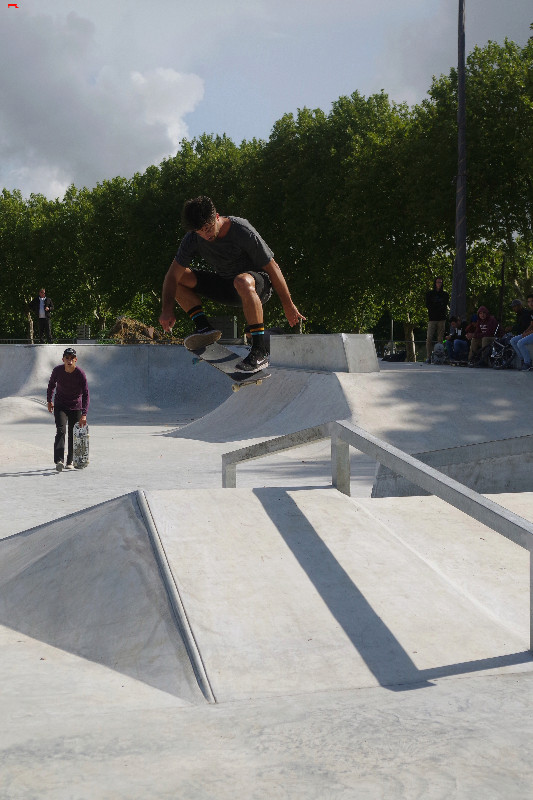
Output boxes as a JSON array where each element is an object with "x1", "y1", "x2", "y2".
[{"x1": 450, "y1": 0, "x2": 467, "y2": 319}]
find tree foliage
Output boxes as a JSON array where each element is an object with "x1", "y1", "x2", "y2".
[{"x1": 0, "y1": 35, "x2": 532, "y2": 340}]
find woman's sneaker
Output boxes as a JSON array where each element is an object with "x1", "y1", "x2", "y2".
[
  {"x1": 184, "y1": 327, "x2": 222, "y2": 351},
  {"x1": 234, "y1": 349, "x2": 270, "y2": 373}
]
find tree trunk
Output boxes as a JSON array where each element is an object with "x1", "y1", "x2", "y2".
[
  {"x1": 27, "y1": 311, "x2": 34, "y2": 344},
  {"x1": 451, "y1": 0, "x2": 467, "y2": 319},
  {"x1": 403, "y1": 321, "x2": 416, "y2": 362}
]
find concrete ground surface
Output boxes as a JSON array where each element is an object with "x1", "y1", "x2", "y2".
[{"x1": 1, "y1": 343, "x2": 533, "y2": 799}]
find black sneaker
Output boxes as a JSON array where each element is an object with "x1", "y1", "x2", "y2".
[
  {"x1": 55, "y1": 461, "x2": 64, "y2": 472},
  {"x1": 184, "y1": 327, "x2": 222, "y2": 351},
  {"x1": 234, "y1": 349, "x2": 270, "y2": 374}
]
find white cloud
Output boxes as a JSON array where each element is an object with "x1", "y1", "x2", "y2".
[
  {"x1": 371, "y1": 2, "x2": 455, "y2": 105},
  {"x1": 7, "y1": 164, "x2": 71, "y2": 201},
  {"x1": 369, "y1": 0, "x2": 532, "y2": 107},
  {"x1": 131, "y1": 68, "x2": 204, "y2": 144},
  {"x1": 1, "y1": 1, "x2": 531, "y2": 198},
  {"x1": 0, "y1": 10, "x2": 204, "y2": 198}
]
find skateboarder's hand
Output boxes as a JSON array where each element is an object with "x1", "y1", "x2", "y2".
[
  {"x1": 80, "y1": 415, "x2": 87, "y2": 428},
  {"x1": 284, "y1": 302, "x2": 306, "y2": 327},
  {"x1": 47, "y1": 401, "x2": 53, "y2": 413},
  {"x1": 159, "y1": 312, "x2": 176, "y2": 333}
]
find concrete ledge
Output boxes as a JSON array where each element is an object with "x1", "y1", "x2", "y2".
[
  {"x1": 372, "y1": 435, "x2": 533, "y2": 497},
  {"x1": 271, "y1": 334, "x2": 379, "y2": 372}
]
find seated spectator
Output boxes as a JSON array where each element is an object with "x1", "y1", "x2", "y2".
[
  {"x1": 467, "y1": 306, "x2": 499, "y2": 366},
  {"x1": 445, "y1": 316, "x2": 469, "y2": 361},
  {"x1": 510, "y1": 294, "x2": 533, "y2": 371}
]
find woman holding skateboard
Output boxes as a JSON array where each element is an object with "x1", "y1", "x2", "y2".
[{"x1": 47, "y1": 347, "x2": 90, "y2": 471}]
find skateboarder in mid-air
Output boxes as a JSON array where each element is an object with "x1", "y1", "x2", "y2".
[
  {"x1": 159, "y1": 196, "x2": 305, "y2": 373},
  {"x1": 47, "y1": 348, "x2": 90, "y2": 470}
]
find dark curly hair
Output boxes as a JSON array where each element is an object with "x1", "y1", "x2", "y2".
[{"x1": 181, "y1": 196, "x2": 217, "y2": 231}]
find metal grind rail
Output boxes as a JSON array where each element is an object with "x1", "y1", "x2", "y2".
[{"x1": 222, "y1": 419, "x2": 533, "y2": 650}]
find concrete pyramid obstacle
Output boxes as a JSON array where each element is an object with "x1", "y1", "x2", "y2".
[
  {"x1": 0, "y1": 493, "x2": 206, "y2": 703},
  {"x1": 145, "y1": 487, "x2": 531, "y2": 702}
]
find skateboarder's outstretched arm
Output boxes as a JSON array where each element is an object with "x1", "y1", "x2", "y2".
[
  {"x1": 263, "y1": 259, "x2": 305, "y2": 328},
  {"x1": 159, "y1": 259, "x2": 180, "y2": 332}
]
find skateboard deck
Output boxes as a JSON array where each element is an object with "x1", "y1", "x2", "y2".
[
  {"x1": 187, "y1": 340, "x2": 271, "y2": 391},
  {"x1": 72, "y1": 422, "x2": 89, "y2": 468}
]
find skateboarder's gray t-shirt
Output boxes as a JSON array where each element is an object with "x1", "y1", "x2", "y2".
[{"x1": 175, "y1": 217, "x2": 274, "y2": 279}]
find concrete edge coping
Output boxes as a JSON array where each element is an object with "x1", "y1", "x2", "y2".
[{"x1": 136, "y1": 490, "x2": 216, "y2": 704}]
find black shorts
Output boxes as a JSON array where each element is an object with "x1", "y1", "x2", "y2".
[{"x1": 192, "y1": 270, "x2": 273, "y2": 308}]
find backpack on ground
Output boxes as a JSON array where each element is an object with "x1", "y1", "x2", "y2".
[{"x1": 431, "y1": 342, "x2": 446, "y2": 364}]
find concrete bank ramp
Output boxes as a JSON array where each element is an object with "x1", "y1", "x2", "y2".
[
  {"x1": 0, "y1": 344, "x2": 233, "y2": 421},
  {"x1": 174, "y1": 369, "x2": 354, "y2": 442},
  {"x1": 175, "y1": 365, "x2": 533, "y2": 450},
  {"x1": 0, "y1": 493, "x2": 206, "y2": 704},
  {"x1": 145, "y1": 488, "x2": 532, "y2": 702}
]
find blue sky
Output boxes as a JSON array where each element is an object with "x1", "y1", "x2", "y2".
[{"x1": 1, "y1": 0, "x2": 531, "y2": 199}]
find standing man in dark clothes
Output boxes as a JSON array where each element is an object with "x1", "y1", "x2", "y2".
[
  {"x1": 31, "y1": 288, "x2": 55, "y2": 343},
  {"x1": 47, "y1": 347, "x2": 90, "y2": 471},
  {"x1": 425, "y1": 277, "x2": 449, "y2": 363},
  {"x1": 159, "y1": 196, "x2": 305, "y2": 374}
]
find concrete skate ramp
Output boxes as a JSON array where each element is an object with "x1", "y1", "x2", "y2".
[
  {"x1": 145, "y1": 488, "x2": 532, "y2": 703},
  {"x1": 0, "y1": 493, "x2": 206, "y2": 703},
  {"x1": 175, "y1": 368, "x2": 354, "y2": 442},
  {"x1": 0, "y1": 344, "x2": 232, "y2": 422},
  {"x1": 3, "y1": 344, "x2": 532, "y2": 455},
  {"x1": 175, "y1": 364, "x2": 533, "y2": 449}
]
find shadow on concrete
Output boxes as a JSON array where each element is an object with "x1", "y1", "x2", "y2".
[
  {"x1": 253, "y1": 487, "x2": 432, "y2": 691},
  {"x1": 5, "y1": 411, "x2": 197, "y2": 428},
  {"x1": 253, "y1": 487, "x2": 530, "y2": 691},
  {"x1": 0, "y1": 469, "x2": 57, "y2": 478},
  {"x1": 417, "y1": 651, "x2": 533, "y2": 682}
]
